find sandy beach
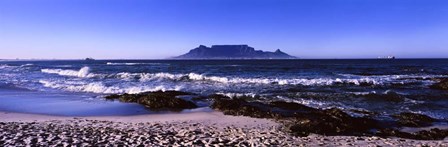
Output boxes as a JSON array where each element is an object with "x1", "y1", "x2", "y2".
[{"x1": 1, "y1": 111, "x2": 447, "y2": 146}]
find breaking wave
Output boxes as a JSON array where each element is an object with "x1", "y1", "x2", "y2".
[
  {"x1": 106, "y1": 62, "x2": 168, "y2": 66},
  {"x1": 0, "y1": 64, "x2": 16, "y2": 69},
  {"x1": 0, "y1": 64, "x2": 33, "y2": 70},
  {"x1": 216, "y1": 92, "x2": 259, "y2": 98},
  {"x1": 39, "y1": 67, "x2": 447, "y2": 87},
  {"x1": 276, "y1": 95, "x2": 330, "y2": 109},
  {"x1": 114, "y1": 72, "x2": 384, "y2": 86},
  {"x1": 41, "y1": 67, "x2": 95, "y2": 78},
  {"x1": 340, "y1": 73, "x2": 448, "y2": 80},
  {"x1": 39, "y1": 69, "x2": 384, "y2": 86},
  {"x1": 38, "y1": 80, "x2": 182, "y2": 94},
  {"x1": 21, "y1": 63, "x2": 34, "y2": 67}
]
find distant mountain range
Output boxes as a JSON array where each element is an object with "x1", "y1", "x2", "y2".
[{"x1": 174, "y1": 45, "x2": 296, "y2": 59}]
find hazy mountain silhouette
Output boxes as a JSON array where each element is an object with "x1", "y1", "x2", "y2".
[{"x1": 174, "y1": 45, "x2": 296, "y2": 59}]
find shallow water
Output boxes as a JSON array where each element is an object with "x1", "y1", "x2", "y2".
[
  {"x1": 0, "y1": 59, "x2": 447, "y2": 117},
  {"x1": 0, "y1": 88, "x2": 155, "y2": 116}
]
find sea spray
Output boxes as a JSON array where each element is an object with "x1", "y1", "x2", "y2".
[
  {"x1": 41, "y1": 66, "x2": 94, "y2": 78},
  {"x1": 38, "y1": 79, "x2": 183, "y2": 94}
]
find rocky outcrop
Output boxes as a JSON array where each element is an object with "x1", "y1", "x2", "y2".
[
  {"x1": 210, "y1": 95, "x2": 283, "y2": 119},
  {"x1": 210, "y1": 95, "x2": 380, "y2": 137},
  {"x1": 392, "y1": 112, "x2": 436, "y2": 127},
  {"x1": 269, "y1": 101, "x2": 317, "y2": 112},
  {"x1": 104, "y1": 92, "x2": 447, "y2": 140},
  {"x1": 105, "y1": 91, "x2": 198, "y2": 111},
  {"x1": 209, "y1": 94, "x2": 447, "y2": 140},
  {"x1": 289, "y1": 108, "x2": 379, "y2": 136},
  {"x1": 174, "y1": 45, "x2": 296, "y2": 59},
  {"x1": 210, "y1": 94, "x2": 319, "y2": 119},
  {"x1": 430, "y1": 78, "x2": 448, "y2": 90},
  {"x1": 378, "y1": 128, "x2": 448, "y2": 140}
]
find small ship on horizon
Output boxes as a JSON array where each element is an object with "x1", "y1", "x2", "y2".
[
  {"x1": 85, "y1": 57, "x2": 95, "y2": 61},
  {"x1": 377, "y1": 55, "x2": 395, "y2": 59}
]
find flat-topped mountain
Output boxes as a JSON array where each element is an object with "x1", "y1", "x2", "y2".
[{"x1": 174, "y1": 45, "x2": 296, "y2": 59}]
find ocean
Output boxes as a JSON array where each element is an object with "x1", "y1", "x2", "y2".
[{"x1": 0, "y1": 59, "x2": 447, "y2": 118}]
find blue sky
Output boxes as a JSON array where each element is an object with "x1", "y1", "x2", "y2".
[{"x1": 1, "y1": 0, "x2": 448, "y2": 59}]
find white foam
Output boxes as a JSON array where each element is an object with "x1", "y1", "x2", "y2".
[
  {"x1": 106, "y1": 62, "x2": 168, "y2": 66},
  {"x1": 20, "y1": 64, "x2": 34, "y2": 67},
  {"x1": 216, "y1": 92, "x2": 258, "y2": 98},
  {"x1": 0, "y1": 65, "x2": 8, "y2": 69},
  {"x1": 54, "y1": 65, "x2": 73, "y2": 68},
  {"x1": 34, "y1": 68, "x2": 394, "y2": 87},
  {"x1": 340, "y1": 73, "x2": 448, "y2": 80},
  {"x1": 39, "y1": 68, "x2": 446, "y2": 87},
  {"x1": 0, "y1": 64, "x2": 34, "y2": 70},
  {"x1": 41, "y1": 67, "x2": 94, "y2": 78},
  {"x1": 111, "y1": 72, "x2": 386, "y2": 86},
  {"x1": 276, "y1": 96, "x2": 328, "y2": 108},
  {"x1": 0, "y1": 64, "x2": 15, "y2": 69},
  {"x1": 39, "y1": 80, "x2": 183, "y2": 94},
  {"x1": 115, "y1": 72, "x2": 140, "y2": 80},
  {"x1": 151, "y1": 73, "x2": 184, "y2": 81},
  {"x1": 350, "y1": 91, "x2": 377, "y2": 95}
]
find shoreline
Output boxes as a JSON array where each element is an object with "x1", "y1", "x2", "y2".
[
  {"x1": 0, "y1": 111, "x2": 277, "y2": 128},
  {"x1": 1, "y1": 111, "x2": 447, "y2": 146}
]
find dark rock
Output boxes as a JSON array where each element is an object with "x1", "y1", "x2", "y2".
[
  {"x1": 208, "y1": 94, "x2": 230, "y2": 100},
  {"x1": 289, "y1": 108, "x2": 379, "y2": 136},
  {"x1": 412, "y1": 128, "x2": 448, "y2": 140},
  {"x1": 105, "y1": 91, "x2": 197, "y2": 111},
  {"x1": 174, "y1": 45, "x2": 296, "y2": 59},
  {"x1": 358, "y1": 82, "x2": 375, "y2": 87},
  {"x1": 191, "y1": 96, "x2": 209, "y2": 101},
  {"x1": 269, "y1": 101, "x2": 317, "y2": 112},
  {"x1": 377, "y1": 128, "x2": 415, "y2": 139},
  {"x1": 363, "y1": 91, "x2": 404, "y2": 102},
  {"x1": 430, "y1": 78, "x2": 448, "y2": 90},
  {"x1": 209, "y1": 93, "x2": 259, "y2": 101},
  {"x1": 392, "y1": 112, "x2": 436, "y2": 127},
  {"x1": 378, "y1": 128, "x2": 448, "y2": 140},
  {"x1": 104, "y1": 94, "x2": 121, "y2": 100},
  {"x1": 210, "y1": 95, "x2": 282, "y2": 119}
]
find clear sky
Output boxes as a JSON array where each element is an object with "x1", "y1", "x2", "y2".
[{"x1": 1, "y1": 0, "x2": 448, "y2": 59}]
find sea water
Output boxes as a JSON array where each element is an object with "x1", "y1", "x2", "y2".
[{"x1": 0, "y1": 59, "x2": 447, "y2": 118}]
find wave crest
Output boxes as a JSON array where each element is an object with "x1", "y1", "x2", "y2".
[
  {"x1": 106, "y1": 62, "x2": 168, "y2": 66},
  {"x1": 40, "y1": 68, "x2": 443, "y2": 87},
  {"x1": 39, "y1": 80, "x2": 182, "y2": 94},
  {"x1": 106, "y1": 72, "x2": 384, "y2": 86},
  {"x1": 41, "y1": 67, "x2": 94, "y2": 78}
]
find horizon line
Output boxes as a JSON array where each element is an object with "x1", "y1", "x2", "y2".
[{"x1": 1, "y1": 57, "x2": 448, "y2": 61}]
